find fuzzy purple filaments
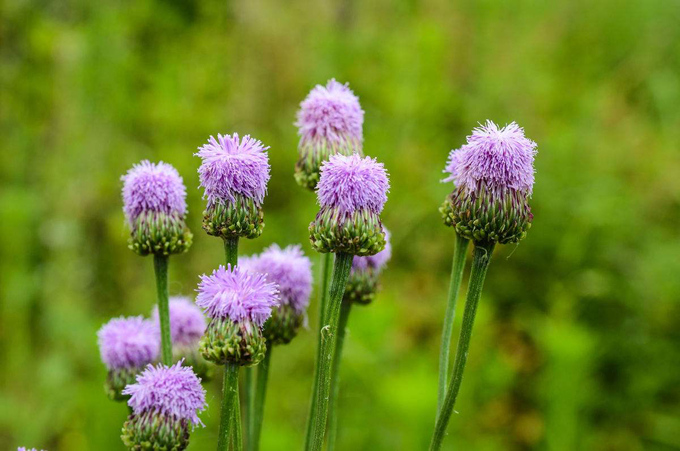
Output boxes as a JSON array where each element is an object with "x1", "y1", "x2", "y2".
[
  {"x1": 152, "y1": 297, "x2": 206, "y2": 347},
  {"x1": 98, "y1": 316, "x2": 160, "y2": 370},
  {"x1": 250, "y1": 245, "x2": 313, "y2": 314},
  {"x1": 196, "y1": 264, "x2": 279, "y2": 327},
  {"x1": 121, "y1": 161, "x2": 187, "y2": 227},
  {"x1": 443, "y1": 121, "x2": 536, "y2": 195},
  {"x1": 352, "y1": 229, "x2": 392, "y2": 274},
  {"x1": 317, "y1": 154, "x2": 389, "y2": 215},
  {"x1": 123, "y1": 361, "x2": 206, "y2": 426},
  {"x1": 195, "y1": 133, "x2": 271, "y2": 208},
  {"x1": 296, "y1": 79, "x2": 364, "y2": 146}
]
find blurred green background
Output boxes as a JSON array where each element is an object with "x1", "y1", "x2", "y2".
[{"x1": 2, "y1": 0, "x2": 680, "y2": 449}]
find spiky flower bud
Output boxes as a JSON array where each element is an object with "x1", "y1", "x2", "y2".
[
  {"x1": 247, "y1": 245, "x2": 313, "y2": 345},
  {"x1": 151, "y1": 297, "x2": 211, "y2": 380},
  {"x1": 121, "y1": 362, "x2": 206, "y2": 451},
  {"x1": 294, "y1": 79, "x2": 364, "y2": 190},
  {"x1": 195, "y1": 265, "x2": 279, "y2": 366},
  {"x1": 309, "y1": 154, "x2": 389, "y2": 256},
  {"x1": 441, "y1": 121, "x2": 537, "y2": 245},
  {"x1": 195, "y1": 134, "x2": 270, "y2": 240},
  {"x1": 344, "y1": 229, "x2": 392, "y2": 305},
  {"x1": 97, "y1": 316, "x2": 160, "y2": 401},
  {"x1": 121, "y1": 161, "x2": 192, "y2": 256}
]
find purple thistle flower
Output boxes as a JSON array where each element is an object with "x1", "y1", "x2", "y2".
[
  {"x1": 152, "y1": 297, "x2": 207, "y2": 347},
  {"x1": 352, "y1": 229, "x2": 392, "y2": 274},
  {"x1": 98, "y1": 316, "x2": 159, "y2": 370},
  {"x1": 123, "y1": 361, "x2": 206, "y2": 427},
  {"x1": 443, "y1": 121, "x2": 536, "y2": 195},
  {"x1": 121, "y1": 160, "x2": 187, "y2": 227},
  {"x1": 317, "y1": 154, "x2": 390, "y2": 215},
  {"x1": 196, "y1": 264, "x2": 279, "y2": 327},
  {"x1": 296, "y1": 79, "x2": 364, "y2": 146},
  {"x1": 195, "y1": 133, "x2": 271, "y2": 208},
  {"x1": 251, "y1": 244, "x2": 313, "y2": 314}
]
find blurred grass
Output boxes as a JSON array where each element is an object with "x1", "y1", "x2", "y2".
[{"x1": 1, "y1": 0, "x2": 680, "y2": 449}]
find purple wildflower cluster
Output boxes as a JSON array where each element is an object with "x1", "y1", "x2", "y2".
[
  {"x1": 98, "y1": 316, "x2": 159, "y2": 370},
  {"x1": 352, "y1": 229, "x2": 392, "y2": 274},
  {"x1": 296, "y1": 79, "x2": 364, "y2": 145},
  {"x1": 196, "y1": 264, "x2": 279, "y2": 327},
  {"x1": 123, "y1": 361, "x2": 206, "y2": 426},
  {"x1": 195, "y1": 133, "x2": 271, "y2": 207},
  {"x1": 152, "y1": 297, "x2": 206, "y2": 347},
  {"x1": 443, "y1": 121, "x2": 536, "y2": 195},
  {"x1": 247, "y1": 244, "x2": 313, "y2": 314},
  {"x1": 18, "y1": 448, "x2": 44, "y2": 451},
  {"x1": 317, "y1": 154, "x2": 390, "y2": 215},
  {"x1": 121, "y1": 160, "x2": 187, "y2": 226}
]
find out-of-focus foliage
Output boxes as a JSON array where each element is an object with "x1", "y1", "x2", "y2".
[{"x1": 1, "y1": 0, "x2": 679, "y2": 449}]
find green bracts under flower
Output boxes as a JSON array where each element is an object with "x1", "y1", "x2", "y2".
[
  {"x1": 309, "y1": 208, "x2": 385, "y2": 256},
  {"x1": 342, "y1": 269, "x2": 380, "y2": 305},
  {"x1": 294, "y1": 134, "x2": 362, "y2": 191},
  {"x1": 129, "y1": 211, "x2": 192, "y2": 257},
  {"x1": 105, "y1": 367, "x2": 142, "y2": 402},
  {"x1": 122, "y1": 410, "x2": 190, "y2": 451},
  {"x1": 263, "y1": 304, "x2": 305, "y2": 346},
  {"x1": 200, "y1": 317, "x2": 267, "y2": 367},
  {"x1": 203, "y1": 195, "x2": 264, "y2": 240},
  {"x1": 440, "y1": 184, "x2": 532, "y2": 245}
]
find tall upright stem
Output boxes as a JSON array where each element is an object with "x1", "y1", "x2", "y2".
[
  {"x1": 244, "y1": 367, "x2": 255, "y2": 451},
  {"x1": 326, "y1": 299, "x2": 352, "y2": 451},
  {"x1": 153, "y1": 254, "x2": 172, "y2": 366},
  {"x1": 217, "y1": 237, "x2": 241, "y2": 451},
  {"x1": 304, "y1": 252, "x2": 334, "y2": 450},
  {"x1": 251, "y1": 345, "x2": 272, "y2": 451},
  {"x1": 218, "y1": 362, "x2": 242, "y2": 451},
  {"x1": 437, "y1": 234, "x2": 469, "y2": 411},
  {"x1": 429, "y1": 242, "x2": 495, "y2": 451},
  {"x1": 306, "y1": 252, "x2": 353, "y2": 451}
]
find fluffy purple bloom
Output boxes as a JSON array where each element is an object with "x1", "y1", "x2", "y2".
[
  {"x1": 317, "y1": 154, "x2": 389, "y2": 215},
  {"x1": 18, "y1": 448, "x2": 44, "y2": 451},
  {"x1": 121, "y1": 160, "x2": 187, "y2": 226},
  {"x1": 195, "y1": 133, "x2": 271, "y2": 207},
  {"x1": 443, "y1": 121, "x2": 537, "y2": 195},
  {"x1": 250, "y1": 244, "x2": 313, "y2": 314},
  {"x1": 98, "y1": 316, "x2": 159, "y2": 370},
  {"x1": 352, "y1": 229, "x2": 392, "y2": 273},
  {"x1": 196, "y1": 264, "x2": 279, "y2": 327},
  {"x1": 296, "y1": 79, "x2": 364, "y2": 144},
  {"x1": 123, "y1": 361, "x2": 206, "y2": 426},
  {"x1": 151, "y1": 297, "x2": 206, "y2": 347}
]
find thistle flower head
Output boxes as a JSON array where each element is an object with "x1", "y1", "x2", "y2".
[
  {"x1": 317, "y1": 154, "x2": 389, "y2": 215},
  {"x1": 123, "y1": 361, "x2": 206, "y2": 427},
  {"x1": 97, "y1": 316, "x2": 159, "y2": 370},
  {"x1": 352, "y1": 229, "x2": 392, "y2": 273},
  {"x1": 443, "y1": 121, "x2": 536, "y2": 195},
  {"x1": 121, "y1": 160, "x2": 187, "y2": 227},
  {"x1": 196, "y1": 264, "x2": 279, "y2": 327},
  {"x1": 251, "y1": 244, "x2": 313, "y2": 314},
  {"x1": 195, "y1": 133, "x2": 270, "y2": 208},
  {"x1": 296, "y1": 79, "x2": 364, "y2": 144},
  {"x1": 152, "y1": 297, "x2": 206, "y2": 347}
]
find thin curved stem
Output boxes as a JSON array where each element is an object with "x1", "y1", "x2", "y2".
[
  {"x1": 153, "y1": 254, "x2": 172, "y2": 366},
  {"x1": 429, "y1": 242, "x2": 494, "y2": 451},
  {"x1": 437, "y1": 234, "x2": 469, "y2": 412},
  {"x1": 326, "y1": 299, "x2": 352, "y2": 451},
  {"x1": 306, "y1": 252, "x2": 353, "y2": 451},
  {"x1": 218, "y1": 363, "x2": 242, "y2": 451},
  {"x1": 251, "y1": 345, "x2": 272, "y2": 451},
  {"x1": 304, "y1": 252, "x2": 333, "y2": 450}
]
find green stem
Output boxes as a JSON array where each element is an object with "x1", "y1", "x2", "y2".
[
  {"x1": 224, "y1": 237, "x2": 239, "y2": 267},
  {"x1": 306, "y1": 252, "x2": 353, "y2": 451},
  {"x1": 304, "y1": 252, "x2": 334, "y2": 450},
  {"x1": 251, "y1": 345, "x2": 272, "y2": 451},
  {"x1": 218, "y1": 363, "x2": 242, "y2": 451},
  {"x1": 244, "y1": 367, "x2": 255, "y2": 451},
  {"x1": 429, "y1": 242, "x2": 495, "y2": 451},
  {"x1": 153, "y1": 254, "x2": 172, "y2": 366},
  {"x1": 326, "y1": 299, "x2": 352, "y2": 451},
  {"x1": 437, "y1": 234, "x2": 469, "y2": 412}
]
